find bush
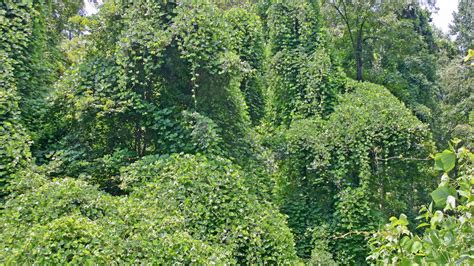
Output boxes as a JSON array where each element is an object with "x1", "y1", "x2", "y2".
[
  {"x1": 120, "y1": 153, "x2": 298, "y2": 264},
  {"x1": 0, "y1": 172, "x2": 233, "y2": 264},
  {"x1": 1, "y1": 154, "x2": 298, "y2": 264}
]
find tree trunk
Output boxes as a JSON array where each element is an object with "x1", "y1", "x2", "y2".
[
  {"x1": 135, "y1": 121, "x2": 142, "y2": 157},
  {"x1": 356, "y1": 35, "x2": 363, "y2": 81}
]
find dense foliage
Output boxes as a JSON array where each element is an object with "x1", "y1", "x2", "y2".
[
  {"x1": 0, "y1": 52, "x2": 31, "y2": 196},
  {"x1": 271, "y1": 81, "x2": 433, "y2": 262},
  {"x1": 368, "y1": 141, "x2": 473, "y2": 265},
  {"x1": 1, "y1": 154, "x2": 297, "y2": 264},
  {"x1": 450, "y1": 0, "x2": 473, "y2": 54},
  {"x1": 1, "y1": 0, "x2": 472, "y2": 264},
  {"x1": 267, "y1": 0, "x2": 345, "y2": 125}
]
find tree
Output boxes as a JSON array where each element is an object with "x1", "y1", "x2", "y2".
[
  {"x1": 0, "y1": 54, "x2": 31, "y2": 197},
  {"x1": 325, "y1": 0, "x2": 383, "y2": 81},
  {"x1": 266, "y1": 0, "x2": 344, "y2": 126},
  {"x1": 37, "y1": 1, "x2": 259, "y2": 190},
  {"x1": 325, "y1": 1, "x2": 438, "y2": 122},
  {"x1": 0, "y1": 2, "x2": 36, "y2": 196},
  {"x1": 366, "y1": 4, "x2": 438, "y2": 121},
  {"x1": 225, "y1": 7, "x2": 266, "y2": 125},
  {"x1": 450, "y1": 0, "x2": 474, "y2": 53},
  {"x1": 437, "y1": 54, "x2": 473, "y2": 147},
  {"x1": 270, "y1": 80, "x2": 434, "y2": 261}
]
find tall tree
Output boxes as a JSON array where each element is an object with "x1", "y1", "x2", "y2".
[
  {"x1": 436, "y1": 53, "x2": 474, "y2": 147},
  {"x1": 325, "y1": 0, "x2": 382, "y2": 81},
  {"x1": 450, "y1": 0, "x2": 473, "y2": 53},
  {"x1": 267, "y1": 0, "x2": 344, "y2": 126},
  {"x1": 324, "y1": 1, "x2": 438, "y2": 122}
]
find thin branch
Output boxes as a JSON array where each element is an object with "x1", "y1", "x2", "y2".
[
  {"x1": 332, "y1": 230, "x2": 371, "y2": 239},
  {"x1": 375, "y1": 156, "x2": 432, "y2": 162},
  {"x1": 332, "y1": 1, "x2": 355, "y2": 49}
]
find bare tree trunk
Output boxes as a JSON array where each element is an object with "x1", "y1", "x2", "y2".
[{"x1": 356, "y1": 31, "x2": 363, "y2": 81}]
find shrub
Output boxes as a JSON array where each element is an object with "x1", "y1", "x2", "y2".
[
  {"x1": 121, "y1": 153, "x2": 299, "y2": 264},
  {"x1": 1, "y1": 154, "x2": 298, "y2": 264},
  {"x1": 0, "y1": 172, "x2": 233, "y2": 264}
]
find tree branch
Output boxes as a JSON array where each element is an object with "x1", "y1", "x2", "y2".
[
  {"x1": 332, "y1": 1, "x2": 356, "y2": 50},
  {"x1": 375, "y1": 156, "x2": 431, "y2": 162},
  {"x1": 332, "y1": 230, "x2": 371, "y2": 239}
]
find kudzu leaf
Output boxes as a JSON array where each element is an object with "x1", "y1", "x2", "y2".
[
  {"x1": 434, "y1": 150, "x2": 456, "y2": 172},
  {"x1": 431, "y1": 186, "x2": 457, "y2": 208}
]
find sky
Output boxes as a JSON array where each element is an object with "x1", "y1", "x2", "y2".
[
  {"x1": 431, "y1": 0, "x2": 458, "y2": 33},
  {"x1": 83, "y1": 0, "x2": 459, "y2": 34},
  {"x1": 84, "y1": 0, "x2": 99, "y2": 15}
]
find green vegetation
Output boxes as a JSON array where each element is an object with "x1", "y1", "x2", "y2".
[
  {"x1": 368, "y1": 141, "x2": 473, "y2": 265},
  {"x1": 1, "y1": 0, "x2": 472, "y2": 264}
]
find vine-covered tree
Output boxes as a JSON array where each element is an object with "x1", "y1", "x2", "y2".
[
  {"x1": 36, "y1": 1, "x2": 262, "y2": 190},
  {"x1": 271, "y1": 80, "x2": 434, "y2": 261},
  {"x1": 266, "y1": 0, "x2": 345, "y2": 126},
  {"x1": 0, "y1": 2, "x2": 36, "y2": 196}
]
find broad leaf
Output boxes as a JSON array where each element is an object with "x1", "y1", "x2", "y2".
[
  {"x1": 434, "y1": 150, "x2": 456, "y2": 172},
  {"x1": 431, "y1": 186, "x2": 457, "y2": 208}
]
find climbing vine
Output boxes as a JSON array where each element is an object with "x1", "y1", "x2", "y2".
[{"x1": 266, "y1": 0, "x2": 344, "y2": 125}]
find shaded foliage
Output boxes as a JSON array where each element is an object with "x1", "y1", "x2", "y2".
[{"x1": 270, "y1": 81, "x2": 434, "y2": 261}]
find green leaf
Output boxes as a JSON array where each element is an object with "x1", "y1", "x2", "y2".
[
  {"x1": 430, "y1": 186, "x2": 457, "y2": 208},
  {"x1": 411, "y1": 241, "x2": 422, "y2": 253},
  {"x1": 398, "y1": 214, "x2": 409, "y2": 226},
  {"x1": 434, "y1": 150, "x2": 456, "y2": 172},
  {"x1": 416, "y1": 222, "x2": 429, "y2": 229},
  {"x1": 400, "y1": 257, "x2": 412, "y2": 266},
  {"x1": 401, "y1": 236, "x2": 413, "y2": 251}
]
